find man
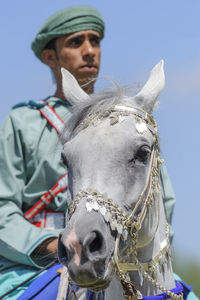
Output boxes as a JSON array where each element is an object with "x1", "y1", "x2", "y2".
[
  {"x1": 0, "y1": 6, "x2": 104, "y2": 299},
  {"x1": 0, "y1": 4, "x2": 193, "y2": 300}
]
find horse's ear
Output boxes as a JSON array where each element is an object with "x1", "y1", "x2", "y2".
[
  {"x1": 61, "y1": 67, "x2": 90, "y2": 105},
  {"x1": 134, "y1": 60, "x2": 165, "y2": 113}
]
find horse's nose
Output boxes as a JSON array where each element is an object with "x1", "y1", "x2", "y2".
[
  {"x1": 58, "y1": 229, "x2": 107, "y2": 267},
  {"x1": 83, "y1": 230, "x2": 106, "y2": 261}
]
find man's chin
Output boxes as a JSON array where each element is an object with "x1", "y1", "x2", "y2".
[{"x1": 77, "y1": 75, "x2": 98, "y2": 93}]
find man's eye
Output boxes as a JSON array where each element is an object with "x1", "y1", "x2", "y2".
[
  {"x1": 90, "y1": 37, "x2": 100, "y2": 47},
  {"x1": 67, "y1": 38, "x2": 82, "y2": 48}
]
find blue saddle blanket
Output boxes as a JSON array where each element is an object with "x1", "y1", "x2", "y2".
[
  {"x1": 17, "y1": 263, "x2": 194, "y2": 300},
  {"x1": 17, "y1": 263, "x2": 102, "y2": 300}
]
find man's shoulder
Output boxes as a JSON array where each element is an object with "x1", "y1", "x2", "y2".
[
  {"x1": 8, "y1": 100, "x2": 46, "y2": 128},
  {"x1": 8, "y1": 97, "x2": 71, "y2": 129},
  {"x1": 10, "y1": 98, "x2": 56, "y2": 122},
  {"x1": 11, "y1": 97, "x2": 70, "y2": 112},
  {"x1": 12, "y1": 99, "x2": 46, "y2": 110}
]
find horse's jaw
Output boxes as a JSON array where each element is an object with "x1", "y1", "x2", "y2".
[
  {"x1": 129, "y1": 221, "x2": 175, "y2": 295},
  {"x1": 110, "y1": 194, "x2": 176, "y2": 297}
]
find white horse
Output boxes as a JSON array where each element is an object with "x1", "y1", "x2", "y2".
[{"x1": 57, "y1": 61, "x2": 186, "y2": 300}]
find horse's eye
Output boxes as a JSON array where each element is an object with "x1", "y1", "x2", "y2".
[{"x1": 135, "y1": 146, "x2": 151, "y2": 163}]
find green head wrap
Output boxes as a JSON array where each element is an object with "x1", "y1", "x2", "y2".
[{"x1": 31, "y1": 5, "x2": 105, "y2": 62}]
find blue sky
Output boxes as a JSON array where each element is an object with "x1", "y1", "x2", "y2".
[{"x1": 1, "y1": 0, "x2": 200, "y2": 262}]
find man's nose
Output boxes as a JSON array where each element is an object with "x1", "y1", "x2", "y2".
[{"x1": 82, "y1": 41, "x2": 95, "y2": 58}]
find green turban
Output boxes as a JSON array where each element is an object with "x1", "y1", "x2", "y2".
[{"x1": 31, "y1": 5, "x2": 105, "y2": 62}]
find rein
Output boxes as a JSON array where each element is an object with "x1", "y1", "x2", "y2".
[{"x1": 67, "y1": 104, "x2": 183, "y2": 300}]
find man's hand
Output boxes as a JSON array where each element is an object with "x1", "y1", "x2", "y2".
[
  {"x1": 31, "y1": 237, "x2": 59, "y2": 265},
  {"x1": 45, "y1": 238, "x2": 58, "y2": 255}
]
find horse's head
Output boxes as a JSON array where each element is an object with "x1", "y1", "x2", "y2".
[{"x1": 58, "y1": 61, "x2": 166, "y2": 292}]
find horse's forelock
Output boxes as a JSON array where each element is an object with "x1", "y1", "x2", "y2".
[{"x1": 60, "y1": 81, "x2": 141, "y2": 144}]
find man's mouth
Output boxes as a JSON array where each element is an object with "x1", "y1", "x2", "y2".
[{"x1": 80, "y1": 64, "x2": 98, "y2": 72}]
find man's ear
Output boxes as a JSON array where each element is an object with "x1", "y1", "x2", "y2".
[{"x1": 41, "y1": 49, "x2": 58, "y2": 69}]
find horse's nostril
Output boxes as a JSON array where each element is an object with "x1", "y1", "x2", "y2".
[
  {"x1": 89, "y1": 231, "x2": 103, "y2": 253},
  {"x1": 83, "y1": 231, "x2": 106, "y2": 261}
]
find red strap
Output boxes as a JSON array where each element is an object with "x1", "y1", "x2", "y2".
[
  {"x1": 39, "y1": 103, "x2": 65, "y2": 135},
  {"x1": 24, "y1": 174, "x2": 68, "y2": 221},
  {"x1": 24, "y1": 101, "x2": 68, "y2": 222}
]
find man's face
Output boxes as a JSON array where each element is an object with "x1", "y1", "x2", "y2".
[{"x1": 54, "y1": 30, "x2": 101, "y2": 91}]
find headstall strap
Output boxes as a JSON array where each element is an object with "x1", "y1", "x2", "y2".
[
  {"x1": 67, "y1": 104, "x2": 182, "y2": 300},
  {"x1": 113, "y1": 104, "x2": 158, "y2": 137}
]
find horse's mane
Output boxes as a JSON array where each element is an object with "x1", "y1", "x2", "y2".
[{"x1": 61, "y1": 83, "x2": 139, "y2": 142}]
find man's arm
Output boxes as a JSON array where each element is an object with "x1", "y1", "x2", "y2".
[{"x1": 0, "y1": 113, "x2": 59, "y2": 268}]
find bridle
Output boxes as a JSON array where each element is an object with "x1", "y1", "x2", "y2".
[{"x1": 67, "y1": 104, "x2": 183, "y2": 300}]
